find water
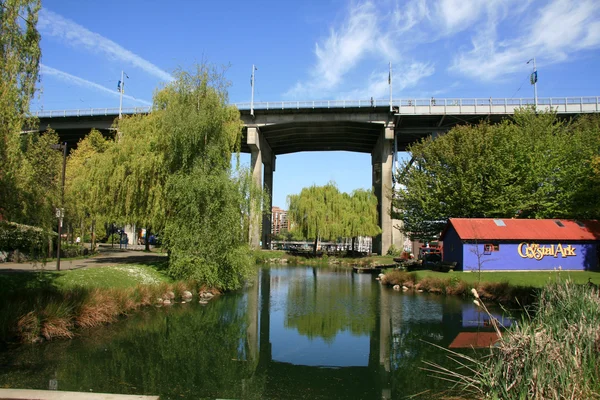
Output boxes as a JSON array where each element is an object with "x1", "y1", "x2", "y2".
[{"x1": 0, "y1": 266, "x2": 512, "y2": 399}]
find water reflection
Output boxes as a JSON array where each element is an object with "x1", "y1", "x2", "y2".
[{"x1": 0, "y1": 266, "x2": 512, "y2": 399}]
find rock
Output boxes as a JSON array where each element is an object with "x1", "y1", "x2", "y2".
[
  {"x1": 163, "y1": 299, "x2": 172, "y2": 305},
  {"x1": 200, "y1": 292, "x2": 215, "y2": 299},
  {"x1": 166, "y1": 291, "x2": 175, "y2": 300},
  {"x1": 378, "y1": 273, "x2": 385, "y2": 279},
  {"x1": 182, "y1": 290, "x2": 193, "y2": 300},
  {"x1": 199, "y1": 300, "x2": 209, "y2": 305},
  {"x1": 155, "y1": 298, "x2": 164, "y2": 305},
  {"x1": 393, "y1": 285, "x2": 400, "y2": 291},
  {"x1": 402, "y1": 286, "x2": 409, "y2": 291},
  {"x1": 417, "y1": 289, "x2": 424, "y2": 293}
]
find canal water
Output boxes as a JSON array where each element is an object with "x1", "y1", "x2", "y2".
[{"x1": 0, "y1": 266, "x2": 512, "y2": 399}]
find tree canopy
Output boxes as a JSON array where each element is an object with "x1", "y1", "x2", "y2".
[
  {"x1": 287, "y1": 183, "x2": 380, "y2": 253},
  {"x1": 67, "y1": 64, "x2": 256, "y2": 290},
  {"x1": 393, "y1": 109, "x2": 600, "y2": 239},
  {"x1": 0, "y1": 0, "x2": 60, "y2": 229}
]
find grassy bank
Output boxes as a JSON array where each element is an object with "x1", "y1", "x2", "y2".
[
  {"x1": 0, "y1": 264, "x2": 218, "y2": 344},
  {"x1": 428, "y1": 281, "x2": 600, "y2": 399}
]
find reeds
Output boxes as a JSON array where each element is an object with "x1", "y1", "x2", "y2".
[
  {"x1": 2, "y1": 281, "x2": 218, "y2": 343},
  {"x1": 423, "y1": 281, "x2": 600, "y2": 399}
]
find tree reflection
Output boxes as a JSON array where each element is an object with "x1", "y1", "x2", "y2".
[{"x1": 285, "y1": 269, "x2": 376, "y2": 341}]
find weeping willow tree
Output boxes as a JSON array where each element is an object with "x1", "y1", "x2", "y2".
[
  {"x1": 73, "y1": 64, "x2": 257, "y2": 290},
  {"x1": 287, "y1": 183, "x2": 344, "y2": 254},
  {"x1": 0, "y1": 0, "x2": 60, "y2": 229},
  {"x1": 287, "y1": 183, "x2": 380, "y2": 254},
  {"x1": 64, "y1": 129, "x2": 111, "y2": 247},
  {"x1": 344, "y1": 189, "x2": 381, "y2": 254}
]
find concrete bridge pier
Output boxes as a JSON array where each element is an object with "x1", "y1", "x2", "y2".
[
  {"x1": 247, "y1": 126, "x2": 275, "y2": 249},
  {"x1": 372, "y1": 125, "x2": 394, "y2": 255}
]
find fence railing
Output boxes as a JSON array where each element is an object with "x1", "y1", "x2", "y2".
[{"x1": 33, "y1": 97, "x2": 600, "y2": 118}]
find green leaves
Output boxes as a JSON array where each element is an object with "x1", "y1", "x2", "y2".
[
  {"x1": 393, "y1": 109, "x2": 600, "y2": 239},
  {"x1": 287, "y1": 183, "x2": 380, "y2": 251}
]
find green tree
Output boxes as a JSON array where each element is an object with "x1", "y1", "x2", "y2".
[
  {"x1": 393, "y1": 109, "x2": 600, "y2": 239},
  {"x1": 65, "y1": 129, "x2": 111, "y2": 247},
  {"x1": 78, "y1": 64, "x2": 255, "y2": 289},
  {"x1": 0, "y1": 0, "x2": 48, "y2": 224},
  {"x1": 344, "y1": 189, "x2": 381, "y2": 253}
]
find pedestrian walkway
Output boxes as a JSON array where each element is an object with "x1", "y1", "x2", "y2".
[
  {"x1": 0, "y1": 245, "x2": 167, "y2": 273},
  {"x1": 0, "y1": 388, "x2": 159, "y2": 399}
]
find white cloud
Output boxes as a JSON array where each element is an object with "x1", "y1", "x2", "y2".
[
  {"x1": 38, "y1": 8, "x2": 174, "y2": 82},
  {"x1": 450, "y1": 0, "x2": 600, "y2": 81},
  {"x1": 286, "y1": 2, "x2": 403, "y2": 98},
  {"x1": 41, "y1": 64, "x2": 152, "y2": 106}
]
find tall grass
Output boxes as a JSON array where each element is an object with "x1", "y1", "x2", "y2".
[
  {"x1": 1, "y1": 280, "x2": 215, "y2": 343},
  {"x1": 424, "y1": 281, "x2": 600, "y2": 399}
]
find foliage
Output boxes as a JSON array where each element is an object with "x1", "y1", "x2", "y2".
[
  {"x1": 0, "y1": 220, "x2": 55, "y2": 258},
  {"x1": 427, "y1": 281, "x2": 600, "y2": 399},
  {"x1": 0, "y1": 0, "x2": 54, "y2": 226},
  {"x1": 393, "y1": 109, "x2": 600, "y2": 239},
  {"x1": 163, "y1": 167, "x2": 253, "y2": 290},
  {"x1": 72, "y1": 64, "x2": 255, "y2": 290},
  {"x1": 287, "y1": 183, "x2": 380, "y2": 253},
  {"x1": 386, "y1": 243, "x2": 401, "y2": 256},
  {"x1": 64, "y1": 129, "x2": 111, "y2": 241}
]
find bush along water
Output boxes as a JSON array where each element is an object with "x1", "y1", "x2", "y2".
[{"x1": 424, "y1": 281, "x2": 600, "y2": 400}]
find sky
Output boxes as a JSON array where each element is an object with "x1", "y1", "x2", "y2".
[{"x1": 33, "y1": 0, "x2": 600, "y2": 209}]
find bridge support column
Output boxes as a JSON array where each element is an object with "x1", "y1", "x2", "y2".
[
  {"x1": 247, "y1": 126, "x2": 274, "y2": 249},
  {"x1": 372, "y1": 125, "x2": 394, "y2": 255},
  {"x1": 262, "y1": 158, "x2": 274, "y2": 249}
]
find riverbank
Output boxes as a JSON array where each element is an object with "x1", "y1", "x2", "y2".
[
  {"x1": 0, "y1": 256, "x2": 219, "y2": 344},
  {"x1": 378, "y1": 269, "x2": 600, "y2": 306}
]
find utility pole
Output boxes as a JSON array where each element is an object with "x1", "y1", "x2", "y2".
[
  {"x1": 527, "y1": 58, "x2": 538, "y2": 108},
  {"x1": 389, "y1": 61, "x2": 393, "y2": 112},
  {"x1": 51, "y1": 142, "x2": 67, "y2": 271},
  {"x1": 118, "y1": 71, "x2": 129, "y2": 119},
  {"x1": 250, "y1": 65, "x2": 257, "y2": 117}
]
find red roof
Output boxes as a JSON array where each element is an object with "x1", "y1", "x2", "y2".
[{"x1": 442, "y1": 218, "x2": 600, "y2": 241}]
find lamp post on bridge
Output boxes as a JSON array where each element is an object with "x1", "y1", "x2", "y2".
[
  {"x1": 118, "y1": 70, "x2": 129, "y2": 119},
  {"x1": 251, "y1": 65, "x2": 257, "y2": 117},
  {"x1": 527, "y1": 57, "x2": 538, "y2": 108},
  {"x1": 50, "y1": 142, "x2": 67, "y2": 271}
]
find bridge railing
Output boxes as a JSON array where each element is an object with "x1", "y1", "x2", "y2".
[{"x1": 33, "y1": 97, "x2": 600, "y2": 117}]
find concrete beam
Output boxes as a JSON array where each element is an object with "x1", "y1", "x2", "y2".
[{"x1": 241, "y1": 112, "x2": 390, "y2": 127}]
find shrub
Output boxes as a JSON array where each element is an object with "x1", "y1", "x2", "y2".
[
  {"x1": 386, "y1": 244, "x2": 401, "y2": 257},
  {"x1": 0, "y1": 221, "x2": 55, "y2": 260}
]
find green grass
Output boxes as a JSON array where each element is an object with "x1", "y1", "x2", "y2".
[
  {"x1": 54, "y1": 265, "x2": 172, "y2": 289},
  {"x1": 0, "y1": 262, "x2": 172, "y2": 294},
  {"x1": 414, "y1": 270, "x2": 600, "y2": 288}
]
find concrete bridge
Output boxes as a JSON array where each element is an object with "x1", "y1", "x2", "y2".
[{"x1": 33, "y1": 96, "x2": 600, "y2": 254}]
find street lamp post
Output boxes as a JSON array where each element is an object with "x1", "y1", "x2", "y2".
[
  {"x1": 51, "y1": 142, "x2": 67, "y2": 271},
  {"x1": 250, "y1": 65, "x2": 257, "y2": 117},
  {"x1": 527, "y1": 57, "x2": 538, "y2": 108}
]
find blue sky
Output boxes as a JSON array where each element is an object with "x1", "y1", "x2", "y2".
[{"x1": 34, "y1": 0, "x2": 600, "y2": 208}]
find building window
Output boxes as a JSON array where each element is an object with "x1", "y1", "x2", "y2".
[{"x1": 484, "y1": 244, "x2": 500, "y2": 254}]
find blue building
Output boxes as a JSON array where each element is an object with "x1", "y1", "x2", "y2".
[{"x1": 441, "y1": 218, "x2": 600, "y2": 271}]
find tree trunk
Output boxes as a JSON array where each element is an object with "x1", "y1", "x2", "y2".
[
  {"x1": 351, "y1": 237, "x2": 356, "y2": 256},
  {"x1": 91, "y1": 219, "x2": 95, "y2": 252},
  {"x1": 145, "y1": 226, "x2": 151, "y2": 252},
  {"x1": 313, "y1": 236, "x2": 318, "y2": 255}
]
